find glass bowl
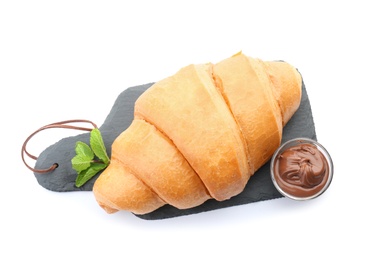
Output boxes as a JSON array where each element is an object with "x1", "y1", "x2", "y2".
[{"x1": 270, "y1": 138, "x2": 333, "y2": 200}]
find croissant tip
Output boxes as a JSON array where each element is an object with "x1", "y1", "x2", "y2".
[{"x1": 232, "y1": 50, "x2": 243, "y2": 57}]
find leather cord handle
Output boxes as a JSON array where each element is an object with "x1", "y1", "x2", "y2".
[{"x1": 21, "y1": 119, "x2": 98, "y2": 174}]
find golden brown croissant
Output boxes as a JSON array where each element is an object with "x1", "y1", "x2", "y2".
[{"x1": 92, "y1": 52, "x2": 302, "y2": 214}]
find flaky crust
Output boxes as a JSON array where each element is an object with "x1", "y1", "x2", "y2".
[
  {"x1": 135, "y1": 63, "x2": 250, "y2": 201},
  {"x1": 93, "y1": 52, "x2": 302, "y2": 214}
]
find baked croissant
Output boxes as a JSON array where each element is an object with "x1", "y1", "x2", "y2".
[{"x1": 93, "y1": 52, "x2": 302, "y2": 214}]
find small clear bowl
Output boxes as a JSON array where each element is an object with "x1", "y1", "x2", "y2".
[{"x1": 270, "y1": 138, "x2": 333, "y2": 201}]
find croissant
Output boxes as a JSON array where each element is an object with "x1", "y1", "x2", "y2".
[{"x1": 93, "y1": 52, "x2": 302, "y2": 215}]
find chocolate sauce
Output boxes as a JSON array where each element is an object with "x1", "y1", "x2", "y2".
[{"x1": 273, "y1": 143, "x2": 330, "y2": 198}]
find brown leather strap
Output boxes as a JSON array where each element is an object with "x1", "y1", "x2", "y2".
[{"x1": 21, "y1": 119, "x2": 98, "y2": 174}]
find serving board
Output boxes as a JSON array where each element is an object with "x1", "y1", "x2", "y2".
[{"x1": 34, "y1": 78, "x2": 316, "y2": 220}]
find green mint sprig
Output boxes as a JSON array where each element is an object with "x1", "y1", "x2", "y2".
[{"x1": 71, "y1": 128, "x2": 110, "y2": 187}]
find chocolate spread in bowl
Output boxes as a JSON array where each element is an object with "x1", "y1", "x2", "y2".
[{"x1": 271, "y1": 139, "x2": 333, "y2": 200}]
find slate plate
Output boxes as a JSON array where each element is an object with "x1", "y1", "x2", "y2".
[{"x1": 34, "y1": 78, "x2": 316, "y2": 220}]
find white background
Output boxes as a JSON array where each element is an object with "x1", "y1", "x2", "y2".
[{"x1": 1, "y1": 0, "x2": 389, "y2": 259}]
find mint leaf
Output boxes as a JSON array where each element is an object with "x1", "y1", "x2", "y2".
[
  {"x1": 71, "y1": 154, "x2": 91, "y2": 172},
  {"x1": 71, "y1": 141, "x2": 94, "y2": 172},
  {"x1": 75, "y1": 141, "x2": 94, "y2": 159},
  {"x1": 75, "y1": 162, "x2": 108, "y2": 187},
  {"x1": 90, "y1": 128, "x2": 110, "y2": 164}
]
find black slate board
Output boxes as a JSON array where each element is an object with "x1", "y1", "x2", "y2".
[{"x1": 34, "y1": 78, "x2": 316, "y2": 220}]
